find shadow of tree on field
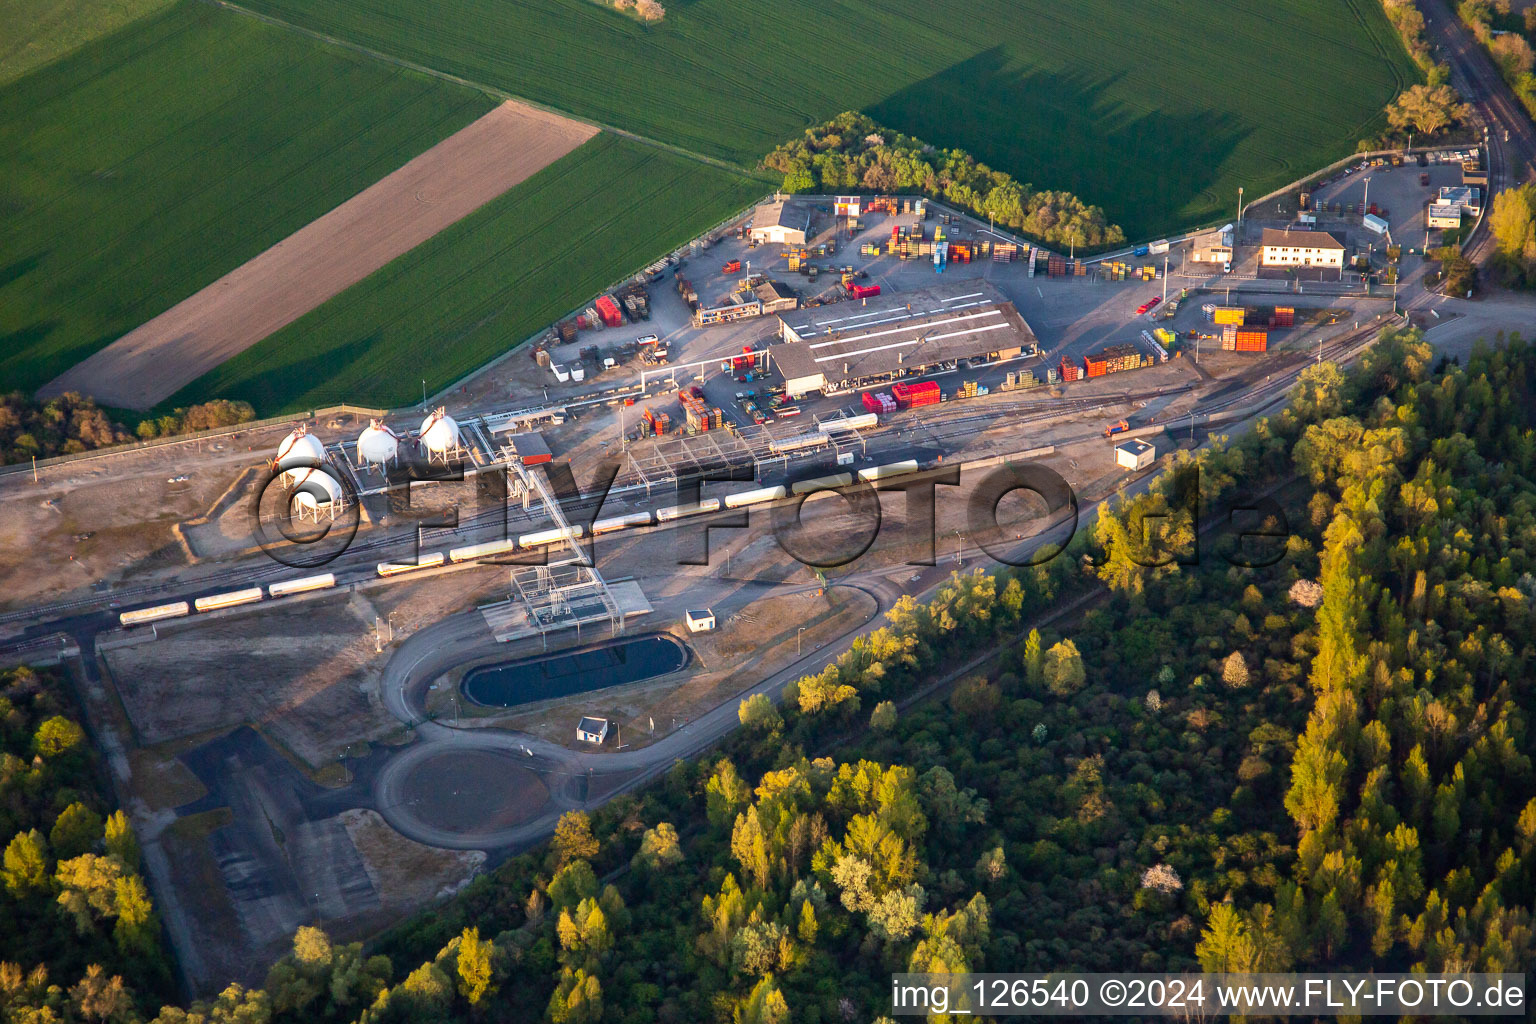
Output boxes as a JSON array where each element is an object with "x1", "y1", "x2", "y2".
[{"x1": 864, "y1": 46, "x2": 1250, "y2": 239}]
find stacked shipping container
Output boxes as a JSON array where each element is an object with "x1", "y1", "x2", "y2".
[
  {"x1": 1084, "y1": 344, "x2": 1151, "y2": 377},
  {"x1": 890, "y1": 381, "x2": 940, "y2": 408}
]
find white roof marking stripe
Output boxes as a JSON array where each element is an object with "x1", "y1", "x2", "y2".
[
  {"x1": 811, "y1": 322, "x2": 1012, "y2": 364},
  {"x1": 805, "y1": 309, "x2": 1004, "y2": 350}
]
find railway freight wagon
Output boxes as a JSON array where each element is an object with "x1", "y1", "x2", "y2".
[
  {"x1": 378, "y1": 552, "x2": 447, "y2": 577},
  {"x1": 268, "y1": 573, "x2": 336, "y2": 597},
  {"x1": 856, "y1": 460, "x2": 919, "y2": 482},
  {"x1": 723, "y1": 486, "x2": 787, "y2": 509},
  {"x1": 656, "y1": 499, "x2": 722, "y2": 522},
  {"x1": 119, "y1": 601, "x2": 190, "y2": 628},
  {"x1": 592, "y1": 512, "x2": 653, "y2": 535},
  {"x1": 193, "y1": 588, "x2": 264, "y2": 613},
  {"x1": 448, "y1": 539, "x2": 519, "y2": 562}
]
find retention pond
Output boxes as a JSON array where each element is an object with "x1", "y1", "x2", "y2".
[{"x1": 462, "y1": 633, "x2": 690, "y2": 708}]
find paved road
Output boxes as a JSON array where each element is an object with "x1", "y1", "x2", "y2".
[{"x1": 1421, "y1": 0, "x2": 1536, "y2": 262}]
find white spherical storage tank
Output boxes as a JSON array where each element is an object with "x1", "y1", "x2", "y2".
[
  {"x1": 357, "y1": 420, "x2": 400, "y2": 467},
  {"x1": 418, "y1": 408, "x2": 462, "y2": 455},
  {"x1": 286, "y1": 466, "x2": 341, "y2": 516},
  {"x1": 275, "y1": 426, "x2": 326, "y2": 472}
]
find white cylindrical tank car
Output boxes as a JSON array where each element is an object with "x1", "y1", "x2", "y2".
[
  {"x1": 592, "y1": 512, "x2": 653, "y2": 534},
  {"x1": 267, "y1": 573, "x2": 336, "y2": 597},
  {"x1": 821, "y1": 412, "x2": 878, "y2": 432},
  {"x1": 356, "y1": 420, "x2": 400, "y2": 467},
  {"x1": 448, "y1": 539, "x2": 519, "y2": 562},
  {"x1": 518, "y1": 525, "x2": 585, "y2": 548},
  {"x1": 418, "y1": 408, "x2": 462, "y2": 457},
  {"x1": 723, "y1": 485, "x2": 787, "y2": 509},
  {"x1": 790, "y1": 472, "x2": 853, "y2": 495},
  {"x1": 194, "y1": 588, "x2": 264, "y2": 613},
  {"x1": 655, "y1": 499, "x2": 722, "y2": 522},
  {"x1": 377, "y1": 552, "x2": 447, "y2": 577},
  {"x1": 119, "y1": 601, "x2": 190, "y2": 627},
  {"x1": 856, "y1": 460, "x2": 919, "y2": 482}
]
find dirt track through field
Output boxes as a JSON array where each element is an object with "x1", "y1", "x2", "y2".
[{"x1": 40, "y1": 100, "x2": 597, "y2": 409}]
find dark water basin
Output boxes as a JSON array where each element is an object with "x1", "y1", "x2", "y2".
[{"x1": 461, "y1": 633, "x2": 689, "y2": 708}]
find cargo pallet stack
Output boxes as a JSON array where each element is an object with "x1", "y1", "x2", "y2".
[
  {"x1": 954, "y1": 379, "x2": 988, "y2": 399},
  {"x1": 1212, "y1": 306, "x2": 1245, "y2": 326},
  {"x1": 862, "y1": 391, "x2": 898, "y2": 414},
  {"x1": 1000, "y1": 370, "x2": 1040, "y2": 391},
  {"x1": 1084, "y1": 343, "x2": 1150, "y2": 377},
  {"x1": 1240, "y1": 305, "x2": 1294, "y2": 328},
  {"x1": 675, "y1": 275, "x2": 698, "y2": 311},
  {"x1": 1221, "y1": 326, "x2": 1268, "y2": 352},
  {"x1": 1058, "y1": 358, "x2": 1083, "y2": 382},
  {"x1": 890, "y1": 381, "x2": 940, "y2": 408},
  {"x1": 556, "y1": 320, "x2": 578, "y2": 344},
  {"x1": 992, "y1": 242, "x2": 1019, "y2": 263},
  {"x1": 679, "y1": 389, "x2": 724, "y2": 432},
  {"x1": 848, "y1": 283, "x2": 881, "y2": 299},
  {"x1": 617, "y1": 283, "x2": 651, "y2": 322},
  {"x1": 1047, "y1": 254, "x2": 1068, "y2": 277},
  {"x1": 637, "y1": 408, "x2": 671, "y2": 438},
  {"x1": 595, "y1": 295, "x2": 625, "y2": 328}
]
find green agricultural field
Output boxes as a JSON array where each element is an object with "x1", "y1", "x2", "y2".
[
  {"x1": 0, "y1": 0, "x2": 493, "y2": 397},
  {"x1": 162, "y1": 134, "x2": 765, "y2": 414},
  {"x1": 232, "y1": 0, "x2": 1418, "y2": 238},
  {"x1": 0, "y1": 0, "x2": 176, "y2": 85}
]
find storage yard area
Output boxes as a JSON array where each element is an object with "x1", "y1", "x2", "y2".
[{"x1": 0, "y1": 176, "x2": 1436, "y2": 994}]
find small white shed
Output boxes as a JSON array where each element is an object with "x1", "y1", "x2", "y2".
[
  {"x1": 1115, "y1": 439, "x2": 1155, "y2": 471},
  {"x1": 576, "y1": 716, "x2": 610, "y2": 745},
  {"x1": 685, "y1": 609, "x2": 716, "y2": 633}
]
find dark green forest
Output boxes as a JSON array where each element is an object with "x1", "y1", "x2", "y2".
[{"x1": 5, "y1": 326, "x2": 1536, "y2": 1022}]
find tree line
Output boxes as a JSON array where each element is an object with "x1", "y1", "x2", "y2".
[
  {"x1": 761, "y1": 112, "x2": 1125, "y2": 251},
  {"x1": 0, "y1": 393, "x2": 256, "y2": 467}
]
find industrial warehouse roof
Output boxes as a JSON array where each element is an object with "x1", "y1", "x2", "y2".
[
  {"x1": 772, "y1": 280, "x2": 1036, "y2": 384},
  {"x1": 509, "y1": 431, "x2": 551, "y2": 462},
  {"x1": 1260, "y1": 228, "x2": 1345, "y2": 249},
  {"x1": 753, "y1": 198, "x2": 809, "y2": 230},
  {"x1": 1428, "y1": 203, "x2": 1462, "y2": 218}
]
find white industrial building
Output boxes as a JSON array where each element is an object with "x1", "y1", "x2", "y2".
[
  {"x1": 685, "y1": 609, "x2": 716, "y2": 632},
  {"x1": 1114, "y1": 439, "x2": 1155, "y2": 471},
  {"x1": 1259, "y1": 228, "x2": 1346, "y2": 269},
  {"x1": 770, "y1": 280, "x2": 1037, "y2": 399},
  {"x1": 576, "y1": 716, "x2": 610, "y2": 745},
  {"x1": 1189, "y1": 224, "x2": 1234, "y2": 263},
  {"x1": 1438, "y1": 185, "x2": 1483, "y2": 216},
  {"x1": 749, "y1": 199, "x2": 811, "y2": 245},
  {"x1": 1427, "y1": 204, "x2": 1463, "y2": 229}
]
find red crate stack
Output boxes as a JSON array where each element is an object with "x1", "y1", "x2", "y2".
[
  {"x1": 1059, "y1": 358, "x2": 1083, "y2": 382},
  {"x1": 1273, "y1": 306, "x2": 1295, "y2": 328},
  {"x1": 848, "y1": 283, "x2": 882, "y2": 299},
  {"x1": 890, "y1": 381, "x2": 940, "y2": 408},
  {"x1": 595, "y1": 294, "x2": 624, "y2": 328}
]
